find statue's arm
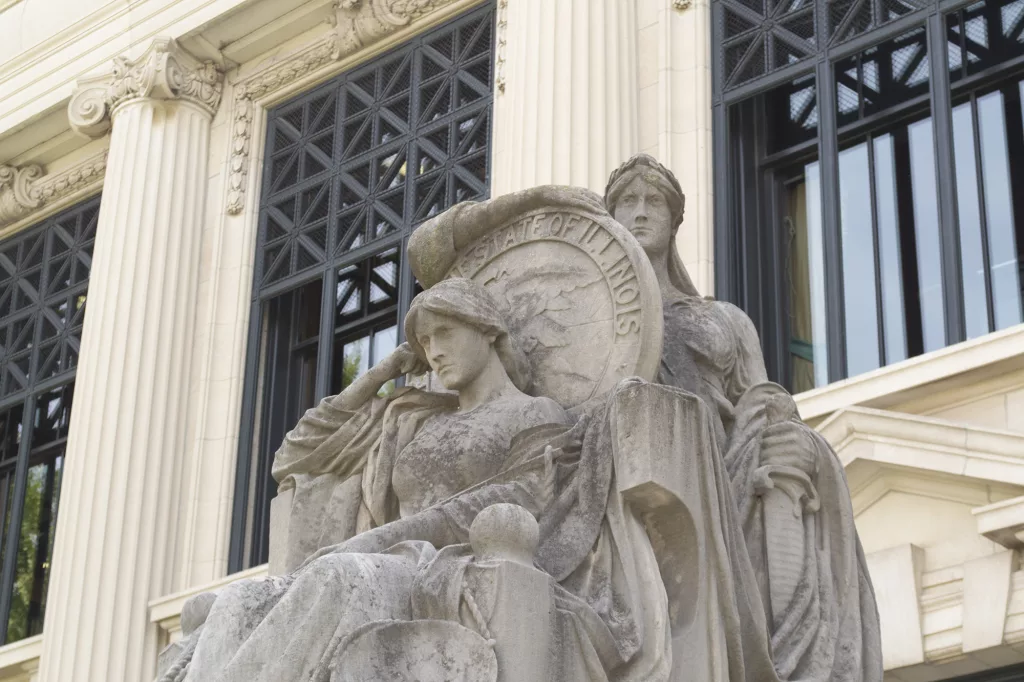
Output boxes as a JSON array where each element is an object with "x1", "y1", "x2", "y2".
[
  {"x1": 272, "y1": 343, "x2": 428, "y2": 484},
  {"x1": 408, "y1": 186, "x2": 607, "y2": 287},
  {"x1": 716, "y1": 301, "x2": 769, "y2": 403}
]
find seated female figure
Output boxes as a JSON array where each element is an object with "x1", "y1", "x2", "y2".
[{"x1": 177, "y1": 278, "x2": 569, "y2": 682}]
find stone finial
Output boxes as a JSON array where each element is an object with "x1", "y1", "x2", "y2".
[
  {"x1": 469, "y1": 504, "x2": 539, "y2": 566},
  {"x1": 69, "y1": 37, "x2": 225, "y2": 138}
]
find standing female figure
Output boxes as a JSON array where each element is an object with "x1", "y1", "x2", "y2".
[{"x1": 605, "y1": 154, "x2": 882, "y2": 682}]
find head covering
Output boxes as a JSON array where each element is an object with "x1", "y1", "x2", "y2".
[
  {"x1": 604, "y1": 154, "x2": 700, "y2": 297},
  {"x1": 405, "y1": 278, "x2": 533, "y2": 392}
]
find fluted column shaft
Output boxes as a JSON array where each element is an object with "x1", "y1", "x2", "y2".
[
  {"x1": 38, "y1": 39, "x2": 222, "y2": 682},
  {"x1": 491, "y1": 0, "x2": 639, "y2": 195}
]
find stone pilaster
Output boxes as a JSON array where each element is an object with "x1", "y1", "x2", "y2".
[
  {"x1": 37, "y1": 38, "x2": 223, "y2": 682},
  {"x1": 490, "y1": 0, "x2": 639, "y2": 196}
]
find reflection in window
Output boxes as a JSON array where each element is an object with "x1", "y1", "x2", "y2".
[
  {"x1": 786, "y1": 162, "x2": 829, "y2": 391},
  {"x1": 908, "y1": 118, "x2": 947, "y2": 353},
  {"x1": 952, "y1": 88, "x2": 1024, "y2": 337}
]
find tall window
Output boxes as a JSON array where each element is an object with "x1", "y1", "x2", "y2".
[
  {"x1": 230, "y1": 3, "x2": 495, "y2": 571},
  {"x1": 713, "y1": 0, "x2": 1024, "y2": 392},
  {"x1": 0, "y1": 197, "x2": 96, "y2": 643}
]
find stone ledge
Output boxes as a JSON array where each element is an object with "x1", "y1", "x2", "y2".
[
  {"x1": 795, "y1": 324, "x2": 1024, "y2": 421},
  {"x1": 0, "y1": 634, "x2": 41, "y2": 681},
  {"x1": 819, "y1": 406, "x2": 1024, "y2": 484},
  {"x1": 149, "y1": 564, "x2": 268, "y2": 642}
]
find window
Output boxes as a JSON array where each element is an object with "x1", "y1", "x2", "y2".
[
  {"x1": 713, "y1": 0, "x2": 1024, "y2": 392},
  {"x1": 230, "y1": 3, "x2": 495, "y2": 571},
  {"x1": 0, "y1": 197, "x2": 96, "y2": 643}
]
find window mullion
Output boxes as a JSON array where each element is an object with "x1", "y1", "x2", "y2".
[
  {"x1": 816, "y1": 59, "x2": 849, "y2": 382},
  {"x1": 0, "y1": 393, "x2": 36, "y2": 644},
  {"x1": 314, "y1": 268, "x2": 337, "y2": 403},
  {"x1": 927, "y1": 11, "x2": 967, "y2": 346}
]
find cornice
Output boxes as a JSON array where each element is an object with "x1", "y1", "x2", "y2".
[
  {"x1": 226, "y1": 0, "x2": 463, "y2": 214},
  {"x1": 68, "y1": 37, "x2": 225, "y2": 139},
  {"x1": 0, "y1": 150, "x2": 107, "y2": 229}
]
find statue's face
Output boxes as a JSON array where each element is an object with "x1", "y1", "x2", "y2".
[
  {"x1": 612, "y1": 175, "x2": 674, "y2": 258},
  {"x1": 413, "y1": 310, "x2": 496, "y2": 391}
]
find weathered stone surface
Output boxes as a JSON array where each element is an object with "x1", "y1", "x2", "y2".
[
  {"x1": 161, "y1": 159, "x2": 881, "y2": 682},
  {"x1": 331, "y1": 621, "x2": 498, "y2": 682},
  {"x1": 408, "y1": 186, "x2": 664, "y2": 408}
]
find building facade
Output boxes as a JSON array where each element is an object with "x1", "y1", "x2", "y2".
[{"x1": 0, "y1": 0, "x2": 1022, "y2": 679}]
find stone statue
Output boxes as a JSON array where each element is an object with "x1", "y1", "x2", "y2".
[
  {"x1": 158, "y1": 158, "x2": 882, "y2": 682},
  {"x1": 603, "y1": 154, "x2": 882, "y2": 680}
]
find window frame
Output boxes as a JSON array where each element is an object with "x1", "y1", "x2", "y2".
[
  {"x1": 0, "y1": 195, "x2": 97, "y2": 643},
  {"x1": 709, "y1": 0, "x2": 1018, "y2": 386},
  {"x1": 229, "y1": 2, "x2": 496, "y2": 573}
]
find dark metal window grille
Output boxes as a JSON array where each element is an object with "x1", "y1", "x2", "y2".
[
  {"x1": 0, "y1": 196, "x2": 97, "y2": 644},
  {"x1": 230, "y1": 2, "x2": 495, "y2": 572},
  {"x1": 713, "y1": 0, "x2": 1024, "y2": 391}
]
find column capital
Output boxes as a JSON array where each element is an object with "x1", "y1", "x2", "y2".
[{"x1": 69, "y1": 37, "x2": 224, "y2": 139}]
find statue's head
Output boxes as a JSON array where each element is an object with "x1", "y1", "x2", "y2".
[
  {"x1": 604, "y1": 154, "x2": 686, "y2": 261},
  {"x1": 605, "y1": 154, "x2": 699, "y2": 297},
  {"x1": 405, "y1": 278, "x2": 532, "y2": 393}
]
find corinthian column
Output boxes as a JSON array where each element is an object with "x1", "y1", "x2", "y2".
[
  {"x1": 37, "y1": 38, "x2": 223, "y2": 682},
  {"x1": 491, "y1": 0, "x2": 639, "y2": 195}
]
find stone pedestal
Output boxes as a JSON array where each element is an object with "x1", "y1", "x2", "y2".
[
  {"x1": 37, "y1": 38, "x2": 223, "y2": 682},
  {"x1": 491, "y1": 0, "x2": 639, "y2": 195}
]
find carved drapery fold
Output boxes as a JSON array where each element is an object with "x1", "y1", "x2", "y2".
[
  {"x1": 0, "y1": 152, "x2": 108, "y2": 229},
  {"x1": 226, "y1": 0, "x2": 461, "y2": 214},
  {"x1": 69, "y1": 37, "x2": 224, "y2": 139}
]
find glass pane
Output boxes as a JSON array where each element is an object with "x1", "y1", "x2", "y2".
[
  {"x1": 835, "y1": 28, "x2": 929, "y2": 128},
  {"x1": 953, "y1": 101, "x2": 991, "y2": 339},
  {"x1": 335, "y1": 334, "x2": 370, "y2": 393},
  {"x1": 372, "y1": 326, "x2": 399, "y2": 397},
  {"x1": 788, "y1": 162, "x2": 829, "y2": 391},
  {"x1": 6, "y1": 454, "x2": 62, "y2": 643},
  {"x1": 979, "y1": 90, "x2": 1023, "y2": 329},
  {"x1": 767, "y1": 74, "x2": 818, "y2": 153},
  {"x1": 872, "y1": 134, "x2": 909, "y2": 364},
  {"x1": 908, "y1": 118, "x2": 947, "y2": 352},
  {"x1": 294, "y1": 279, "x2": 323, "y2": 344},
  {"x1": 839, "y1": 143, "x2": 882, "y2": 376},
  {"x1": 949, "y1": 0, "x2": 1024, "y2": 83}
]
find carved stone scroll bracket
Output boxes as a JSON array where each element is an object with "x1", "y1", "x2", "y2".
[
  {"x1": 0, "y1": 164, "x2": 43, "y2": 224},
  {"x1": 68, "y1": 37, "x2": 225, "y2": 139},
  {"x1": 672, "y1": 0, "x2": 693, "y2": 10},
  {"x1": 226, "y1": 0, "x2": 461, "y2": 214},
  {"x1": 0, "y1": 151, "x2": 108, "y2": 230}
]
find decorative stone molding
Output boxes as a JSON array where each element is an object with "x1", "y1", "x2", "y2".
[
  {"x1": 69, "y1": 37, "x2": 225, "y2": 139},
  {"x1": 226, "y1": 0, "x2": 461, "y2": 214},
  {"x1": 495, "y1": 0, "x2": 508, "y2": 93},
  {"x1": 0, "y1": 151, "x2": 108, "y2": 229},
  {"x1": 672, "y1": 0, "x2": 693, "y2": 9}
]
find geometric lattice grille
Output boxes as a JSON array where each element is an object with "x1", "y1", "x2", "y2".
[
  {"x1": 721, "y1": 0, "x2": 817, "y2": 88},
  {"x1": 0, "y1": 198, "x2": 96, "y2": 400},
  {"x1": 827, "y1": 0, "x2": 929, "y2": 45},
  {"x1": 259, "y1": 7, "x2": 494, "y2": 286}
]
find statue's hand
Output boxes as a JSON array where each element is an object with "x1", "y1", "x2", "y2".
[
  {"x1": 759, "y1": 420, "x2": 819, "y2": 476},
  {"x1": 381, "y1": 342, "x2": 430, "y2": 379}
]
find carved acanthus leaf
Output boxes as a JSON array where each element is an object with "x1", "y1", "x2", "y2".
[
  {"x1": 226, "y1": 0, "x2": 459, "y2": 214},
  {"x1": 69, "y1": 38, "x2": 225, "y2": 139},
  {"x1": 0, "y1": 164, "x2": 43, "y2": 224},
  {"x1": 0, "y1": 151, "x2": 107, "y2": 228},
  {"x1": 495, "y1": 0, "x2": 508, "y2": 93}
]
